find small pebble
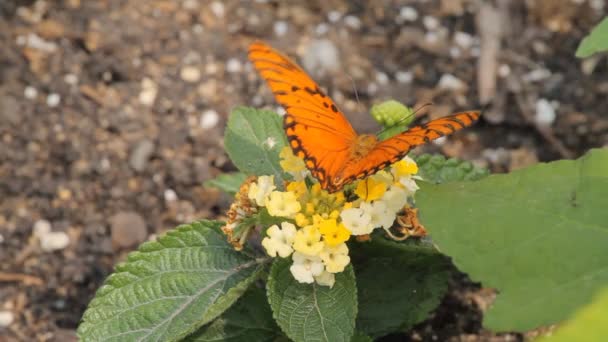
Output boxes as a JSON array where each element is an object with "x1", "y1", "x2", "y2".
[
  {"x1": 180, "y1": 66, "x2": 201, "y2": 83},
  {"x1": 399, "y1": 6, "x2": 418, "y2": 21},
  {"x1": 130, "y1": 139, "x2": 155, "y2": 172},
  {"x1": 209, "y1": 1, "x2": 224, "y2": 17},
  {"x1": 534, "y1": 98, "x2": 556, "y2": 127},
  {"x1": 433, "y1": 136, "x2": 447, "y2": 146},
  {"x1": 46, "y1": 93, "x2": 61, "y2": 107},
  {"x1": 24, "y1": 86, "x2": 38, "y2": 99},
  {"x1": 0, "y1": 311, "x2": 14, "y2": 327},
  {"x1": 395, "y1": 71, "x2": 413, "y2": 84},
  {"x1": 33, "y1": 219, "x2": 52, "y2": 237},
  {"x1": 225, "y1": 58, "x2": 241, "y2": 73},
  {"x1": 302, "y1": 39, "x2": 340, "y2": 74},
  {"x1": 164, "y1": 189, "x2": 178, "y2": 202},
  {"x1": 200, "y1": 109, "x2": 220, "y2": 129},
  {"x1": 273, "y1": 21, "x2": 288, "y2": 36},
  {"x1": 423, "y1": 16, "x2": 440, "y2": 31},
  {"x1": 438, "y1": 74, "x2": 466, "y2": 91},
  {"x1": 0, "y1": 234, "x2": 4, "y2": 244},
  {"x1": 498, "y1": 64, "x2": 511, "y2": 77},
  {"x1": 453, "y1": 31, "x2": 474, "y2": 49},
  {"x1": 110, "y1": 211, "x2": 148, "y2": 249},
  {"x1": 40, "y1": 231, "x2": 70, "y2": 252},
  {"x1": 315, "y1": 23, "x2": 329, "y2": 35},
  {"x1": 343, "y1": 15, "x2": 361, "y2": 30},
  {"x1": 327, "y1": 11, "x2": 342, "y2": 23},
  {"x1": 523, "y1": 68, "x2": 551, "y2": 82},
  {"x1": 139, "y1": 78, "x2": 158, "y2": 106},
  {"x1": 64, "y1": 73, "x2": 78, "y2": 85},
  {"x1": 376, "y1": 72, "x2": 389, "y2": 85}
]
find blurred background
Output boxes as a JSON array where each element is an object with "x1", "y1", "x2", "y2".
[{"x1": 0, "y1": 0, "x2": 606, "y2": 340}]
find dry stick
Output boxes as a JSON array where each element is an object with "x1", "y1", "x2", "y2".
[
  {"x1": 0, "y1": 272, "x2": 43, "y2": 286},
  {"x1": 514, "y1": 93, "x2": 575, "y2": 159}
]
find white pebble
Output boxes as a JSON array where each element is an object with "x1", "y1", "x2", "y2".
[
  {"x1": 396, "y1": 71, "x2": 413, "y2": 84},
  {"x1": 327, "y1": 11, "x2": 342, "y2": 23},
  {"x1": 0, "y1": 234, "x2": 4, "y2": 244},
  {"x1": 180, "y1": 66, "x2": 201, "y2": 83},
  {"x1": 376, "y1": 72, "x2": 389, "y2": 85},
  {"x1": 23, "y1": 33, "x2": 57, "y2": 52},
  {"x1": 0, "y1": 311, "x2": 14, "y2": 327},
  {"x1": 424, "y1": 31, "x2": 439, "y2": 44},
  {"x1": 498, "y1": 64, "x2": 511, "y2": 77},
  {"x1": 433, "y1": 136, "x2": 447, "y2": 146},
  {"x1": 438, "y1": 74, "x2": 466, "y2": 91},
  {"x1": 302, "y1": 39, "x2": 340, "y2": 74},
  {"x1": 423, "y1": 16, "x2": 440, "y2": 31},
  {"x1": 590, "y1": 0, "x2": 604, "y2": 10},
  {"x1": 523, "y1": 68, "x2": 551, "y2": 82},
  {"x1": 453, "y1": 31, "x2": 474, "y2": 49},
  {"x1": 366, "y1": 82, "x2": 378, "y2": 95},
  {"x1": 33, "y1": 219, "x2": 52, "y2": 237},
  {"x1": 24, "y1": 86, "x2": 38, "y2": 99},
  {"x1": 139, "y1": 78, "x2": 158, "y2": 106},
  {"x1": 64, "y1": 73, "x2": 78, "y2": 85},
  {"x1": 225, "y1": 58, "x2": 242, "y2": 73},
  {"x1": 344, "y1": 15, "x2": 362, "y2": 30},
  {"x1": 40, "y1": 231, "x2": 70, "y2": 252},
  {"x1": 209, "y1": 1, "x2": 224, "y2": 18},
  {"x1": 315, "y1": 23, "x2": 329, "y2": 35},
  {"x1": 200, "y1": 109, "x2": 220, "y2": 129},
  {"x1": 535, "y1": 98, "x2": 556, "y2": 127},
  {"x1": 449, "y1": 46, "x2": 462, "y2": 59},
  {"x1": 46, "y1": 93, "x2": 60, "y2": 107},
  {"x1": 164, "y1": 189, "x2": 178, "y2": 202},
  {"x1": 276, "y1": 106, "x2": 286, "y2": 116},
  {"x1": 273, "y1": 21, "x2": 288, "y2": 36},
  {"x1": 399, "y1": 7, "x2": 418, "y2": 21}
]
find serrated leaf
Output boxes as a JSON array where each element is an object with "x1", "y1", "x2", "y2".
[
  {"x1": 267, "y1": 259, "x2": 357, "y2": 342},
  {"x1": 77, "y1": 220, "x2": 270, "y2": 342},
  {"x1": 416, "y1": 148, "x2": 608, "y2": 331},
  {"x1": 414, "y1": 153, "x2": 489, "y2": 184},
  {"x1": 538, "y1": 287, "x2": 608, "y2": 342},
  {"x1": 351, "y1": 238, "x2": 451, "y2": 338},
  {"x1": 224, "y1": 107, "x2": 287, "y2": 182},
  {"x1": 204, "y1": 172, "x2": 248, "y2": 195},
  {"x1": 186, "y1": 287, "x2": 283, "y2": 342},
  {"x1": 576, "y1": 17, "x2": 608, "y2": 58}
]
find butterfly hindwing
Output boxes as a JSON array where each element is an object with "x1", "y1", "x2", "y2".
[{"x1": 248, "y1": 41, "x2": 358, "y2": 188}]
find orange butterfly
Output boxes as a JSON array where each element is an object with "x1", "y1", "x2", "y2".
[{"x1": 248, "y1": 41, "x2": 480, "y2": 193}]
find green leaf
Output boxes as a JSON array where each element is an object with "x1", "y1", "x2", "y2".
[
  {"x1": 186, "y1": 287, "x2": 284, "y2": 342},
  {"x1": 351, "y1": 238, "x2": 451, "y2": 338},
  {"x1": 204, "y1": 172, "x2": 248, "y2": 195},
  {"x1": 350, "y1": 331, "x2": 373, "y2": 342},
  {"x1": 416, "y1": 148, "x2": 608, "y2": 331},
  {"x1": 224, "y1": 107, "x2": 288, "y2": 182},
  {"x1": 77, "y1": 220, "x2": 270, "y2": 342},
  {"x1": 538, "y1": 287, "x2": 608, "y2": 342},
  {"x1": 576, "y1": 17, "x2": 608, "y2": 58},
  {"x1": 414, "y1": 153, "x2": 489, "y2": 184},
  {"x1": 267, "y1": 259, "x2": 358, "y2": 342}
]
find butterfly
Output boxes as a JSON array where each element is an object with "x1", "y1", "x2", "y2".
[{"x1": 248, "y1": 41, "x2": 480, "y2": 193}]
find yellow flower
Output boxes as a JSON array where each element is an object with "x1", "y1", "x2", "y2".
[
  {"x1": 247, "y1": 175, "x2": 276, "y2": 206},
  {"x1": 265, "y1": 191, "x2": 302, "y2": 218},
  {"x1": 392, "y1": 156, "x2": 418, "y2": 177},
  {"x1": 295, "y1": 213, "x2": 310, "y2": 227},
  {"x1": 280, "y1": 147, "x2": 307, "y2": 180},
  {"x1": 320, "y1": 243, "x2": 350, "y2": 273},
  {"x1": 293, "y1": 225, "x2": 324, "y2": 256},
  {"x1": 355, "y1": 177, "x2": 388, "y2": 202},
  {"x1": 286, "y1": 180, "x2": 307, "y2": 199},
  {"x1": 318, "y1": 218, "x2": 351, "y2": 246}
]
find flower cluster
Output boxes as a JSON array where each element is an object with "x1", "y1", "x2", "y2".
[{"x1": 224, "y1": 147, "x2": 422, "y2": 287}]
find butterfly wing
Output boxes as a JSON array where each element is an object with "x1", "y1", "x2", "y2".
[
  {"x1": 337, "y1": 111, "x2": 481, "y2": 186},
  {"x1": 248, "y1": 41, "x2": 358, "y2": 189}
]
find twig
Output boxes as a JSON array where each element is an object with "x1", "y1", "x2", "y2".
[{"x1": 0, "y1": 272, "x2": 43, "y2": 286}]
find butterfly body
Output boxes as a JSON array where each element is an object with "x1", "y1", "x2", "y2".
[{"x1": 249, "y1": 41, "x2": 480, "y2": 193}]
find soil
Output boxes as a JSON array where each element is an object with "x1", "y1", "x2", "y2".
[{"x1": 0, "y1": 0, "x2": 606, "y2": 341}]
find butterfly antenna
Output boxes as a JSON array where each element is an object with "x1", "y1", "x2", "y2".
[{"x1": 347, "y1": 75, "x2": 360, "y2": 106}]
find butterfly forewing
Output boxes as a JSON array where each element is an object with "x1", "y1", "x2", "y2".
[
  {"x1": 248, "y1": 41, "x2": 358, "y2": 188},
  {"x1": 339, "y1": 111, "x2": 481, "y2": 184}
]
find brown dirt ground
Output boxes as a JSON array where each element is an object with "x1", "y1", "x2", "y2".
[{"x1": 0, "y1": 0, "x2": 606, "y2": 341}]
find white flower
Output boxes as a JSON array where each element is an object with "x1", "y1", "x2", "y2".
[
  {"x1": 261, "y1": 222, "x2": 297, "y2": 258},
  {"x1": 314, "y1": 271, "x2": 336, "y2": 288},
  {"x1": 340, "y1": 207, "x2": 374, "y2": 235},
  {"x1": 382, "y1": 186, "x2": 409, "y2": 213},
  {"x1": 248, "y1": 175, "x2": 276, "y2": 206},
  {"x1": 290, "y1": 252, "x2": 325, "y2": 283},
  {"x1": 319, "y1": 243, "x2": 350, "y2": 273},
  {"x1": 398, "y1": 174, "x2": 420, "y2": 195},
  {"x1": 360, "y1": 201, "x2": 395, "y2": 230}
]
